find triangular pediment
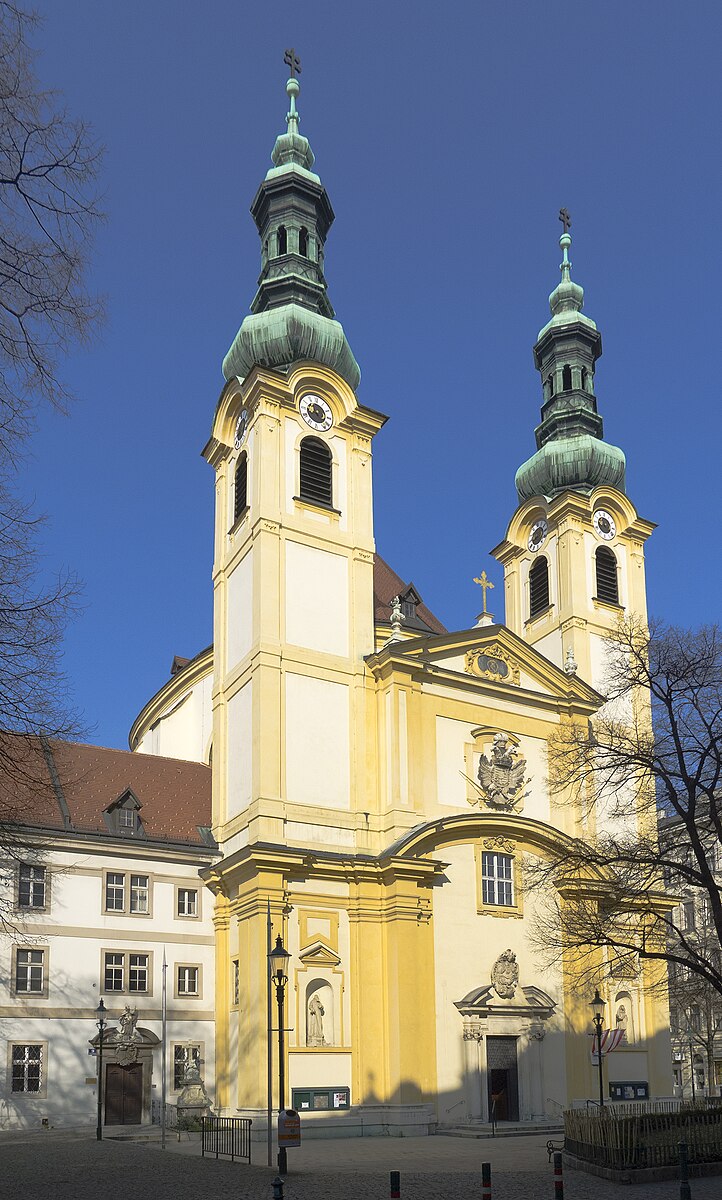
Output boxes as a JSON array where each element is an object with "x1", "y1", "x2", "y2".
[
  {"x1": 368, "y1": 623, "x2": 602, "y2": 713},
  {"x1": 298, "y1": 940, "x2": 341, "y2": 967}
]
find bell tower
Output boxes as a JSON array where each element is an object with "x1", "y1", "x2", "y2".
[
  {"x1": 204, "y1": 68, "x2": 387, "y2": 859},
  {"x1": 492, "y1": 217, "x2": 655, "y2": 690}
]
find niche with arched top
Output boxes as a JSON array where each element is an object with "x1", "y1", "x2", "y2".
[
  {"x1": 298, "y1": 226, "x2": 308, "y2": 257},
  {"x1": 529, "y1": 556, "x2": 550, "y2": 619},
  {"x1": 277, "y1": 225, "x2": 287, "y2": 255},
  {"x1": 305, "y1": 979, "x2": 334, "y2": 1047},
  {"x1": 562, "y1": 364, "x2": 572, "y2": 391},
  {"x1": 614, "y1": 990, "x2": 635, "y2": 1044}
]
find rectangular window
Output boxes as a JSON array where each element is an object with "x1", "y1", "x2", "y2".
[
  {"x1": 177, "y1": 888, "x2": 198, "y2": 917},
  {"x1": 682, "y1": 900, "x2": 696, "y2": 931},
  {"x1": 129, "y1": 875, "x2": 149, "y2": 914},
  {"x1": 233, "y1": 959, "x2": 240, "y2": 1007},
  {"x1": 129, "y1": 953, "x2": 149, "y2": 993},
  {"x1": 18, "y1": 865, "x2": 46, "y2": 908},
  {"x1": 105, "y1": 952, "x2": 125, "y2": 991},
  {"x1": 11, "y1": 1044, "x2": 43, "y2": 1093},
  {"x1": 481, "y1": 853, "x2": 514, "y2": 907},
  {"x1": 173, "y1": 1044, "x2": 200, "y2": 1090},
  {"x1": 105, "y1": 872, "x2": 125, "y2": 912},
  {"x1": 177, "y1": 965, "x2": 199, "y2": 996},
  {"x1": 15, "y1": 949, "x2": 45, "y2": 993},
  {"x1": 119, "y1": 807, "x2": 136, "y2": 829}
]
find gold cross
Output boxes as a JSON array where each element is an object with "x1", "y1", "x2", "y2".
[{"x1": 473, "y1": 570, "x2": 494, "y2": 614}]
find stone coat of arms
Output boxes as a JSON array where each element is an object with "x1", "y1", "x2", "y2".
[
  {"x1": 477, "y1": 732, "x2": 529, "y2": 810},
  {"x1": 491, "y1": 949, "x2": 519, "y2": 999}
]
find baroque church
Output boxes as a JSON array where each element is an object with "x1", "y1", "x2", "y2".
[{"x1": 125, "y1": 69, "x2": 673, "y2": 1133}]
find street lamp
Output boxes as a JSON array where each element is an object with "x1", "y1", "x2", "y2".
[
  {"x1": 269, "y1": 935, "x2": 290, "y2": 1174},
  {"x1": 96, "y1": 998, "x2": 107, "y2": 1140},
  {"x1": 590, "y1": 988, "x2": 605, "y2": 1110}
]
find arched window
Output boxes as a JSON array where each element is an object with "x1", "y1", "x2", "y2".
[
  {"x1": 234, "y1": 453, "x2": 248, "y2": 522},
  {"x1": 581, "y1": 366, "x2": 588, "y2": 391},
  {"x1": 547, "y1": 374, "x2": 554, "y2": 397},
  {"x1": 298, "y1": 226, "x2": 308, "y2": 256},
  {"x1": 299, "y1": 436, "x2": 332, "y2": 507},
  {"x1": 595, "y1": 546, "x2": 619, "y2": 605},
  {"x1": 277, "y1": 225, "x2": 287, "y2": 255},
  {"x1": 562, "y1": 364, "x2": 572, "y2": 391},
  {"x1": 529, "y1": 556, "x2": 549, "y2": 619}
]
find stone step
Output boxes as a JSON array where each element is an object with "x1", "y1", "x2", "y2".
[{"x1": 444, "y1": 1122, "x2": 564, "y2": 1139}]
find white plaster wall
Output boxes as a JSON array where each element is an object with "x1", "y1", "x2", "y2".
[
  {"x1": 226, "y1": 549, "x2": 253, "y2": 672},
  {"x1": 286, "y1": 822, "x2": 355, "y2": 849},
  {"x1": 284, "y1": 542, "x2": 349, "y2": 657},
  {"x1": 529, "y1": 631, "x2": 563, "y2": 670},
  {"x1": 226, "y1": 681, "x2": 253, "y2": 819},
  {"x1": 285, "y1": 674, "x2": 350, "y2": 809},
  {"x1": 284, "y1": 416, "x2": 298, "y2": 514},
  {"x1": 470, "y1": 735, "x2": 550, "y2": 825},
  {"x1": 435, "y1": 716, "x2": 476, "y2": 808},
  {"x1": 136, "y1": 673, "x2": 213, "y2": 765},
  {"x1": 288, "y1": 1052, "x2": 352, "y2": 1092},
  {"x1": 329, "y1": 435, "x2": 348, "y2": 531}
]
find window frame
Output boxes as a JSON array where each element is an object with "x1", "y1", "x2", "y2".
[
  {"x1": 594, "y1": 545, "x2": 621, "y2": 607},
  {"x1": 297, "y1": 435, "x2": 336, "y2": 511},
  {"x1": 9, "y1": 1041, "x2": 47, "y2": 1097},
  {"x1": 475, "y1": 845, "x2": 523, "y2": 918},
  {"x1": 17, "y1": 863, "x2": 48, "y2": 911},
  {"x1": 233, "y1": 452, "x2": 248, "y2": 525},
  {"x1": 13, "y1": 945, "x2": 49, "y2": 998},
  {"x1": 171, "y1": 1042, "x2": 203, "y2": 1092},
  {"x1": 175, "y1": 963, "x2": 202, "y2": 999},
  {"x1": 528, "y1": 555, "x2": 551, "y2": 622},
  {"x1": 232, "y1": 958, "x2": 240, "y2": 1007},
  {"x1": 175, "y1": 885, "x2": 200, "y2": 920},
  {"x1": 102, "y1": 869, "x2": 153, "y2": 917},
  {"x1": 100, "y1": 948, "x2": 154, "y2": 996}
]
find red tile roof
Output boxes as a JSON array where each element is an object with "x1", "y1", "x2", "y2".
[
  {"x1": 1, "y1": 737, "x2": 212, "y2": 847},
  {"x1": 373, "y1": 554, "x2": 446, "y2": 635}
]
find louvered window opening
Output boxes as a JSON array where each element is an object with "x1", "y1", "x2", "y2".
[
  {"x1": 595, "y1": 546, "x2": 619, "y2": 605},
  {"x1": 529, "y1": 557, "x2": 549, "y2": 619},
  {"x1": 234, "y1": 455, "x2": 247, "y2": 521},
  {"x1": 299, "y1": 437, "x2": 332, "y2": 507}
]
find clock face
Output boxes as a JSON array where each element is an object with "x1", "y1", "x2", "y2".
[
  {"x1": 593, "y1": 509, "x2": 617, "y2": 540},
  {"x1": 299, "y1": 393, "x2": 333, "y2": 432},
  {"x1": 233, "y1": 409, "x2": 249, "y2": 449},
  {"x1": 528, "y1": 518, "x2": 549, "y2": 552}
]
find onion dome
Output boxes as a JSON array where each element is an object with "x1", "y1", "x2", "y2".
[
  {"x1": 515, "y1": 220, "x2": 625, "y2": 502},
  {"x1": 223, "y1": 72, "x2": 360, "y2": 390}
]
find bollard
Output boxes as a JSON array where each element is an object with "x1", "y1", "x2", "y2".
[
  {"x1": 272, "y1": 1177, "x2": 285, "y2": 1200},
  {"x1": 553, "y1": 1150, "x2": 563, "y2": 1200},
  {"x1": 482, "y1": 1161, "x2": 491, "y2": 1200},
  {"x1": 678, "y1": 1141, "x2": 691, "y2": 1200},
  {"x1": 390, "y1": 1169, "x2": 401, "y2": 1198}
]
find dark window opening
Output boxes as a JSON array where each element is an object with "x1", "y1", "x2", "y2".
[
  {"x1": 562, "y1": 364, "x2": 572, "y2": 391},
  {"x1": 298, "y1": 226, "x2": 308, "y2": 256},
  {"x1": 234, "y1": 454, "x2": 248, "y2": 521},
  {"x1": 299, "y1": 436, "x2": 332, "y2": 507},
  {"x1": 595, "y1": 546, "x2": 619, "y2": 605},
  {"x1": 277, "y1": 225, "x2": 287, "y2": 255},
  {"x1": 547, "y1": 374, "x2": 554, "y2": 397},
  {"x1": 529, "y1": 556, "x2": 550, "y2": 619},
  {"x1": 581, "y1": 366, "x2": 588, "y2": 390}
]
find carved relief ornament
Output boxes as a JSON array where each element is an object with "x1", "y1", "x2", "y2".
[{"x1": 465, "y1": 642, "x2": 520, "y2": 686}]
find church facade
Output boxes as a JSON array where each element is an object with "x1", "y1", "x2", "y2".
[{"x1": 128, "y1": 73, "x2": 672, "y2": 1134}]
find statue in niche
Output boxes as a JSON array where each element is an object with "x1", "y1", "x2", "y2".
[
  {"x1": 307, "y1": 993, "x2": 327, "y2": 1047},
  {"x1": 616, "y1": 1003, "x2": 629, "y2": 1042},
  {"x1": 118, "y1": 1005, "x2": 139, "y2": 1042}
]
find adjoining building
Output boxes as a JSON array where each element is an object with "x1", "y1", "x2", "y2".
[{"x1": 0, "y1": 738, "x2": 216, "y2": 1130}]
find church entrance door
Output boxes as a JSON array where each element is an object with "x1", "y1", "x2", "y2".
[
  {"x1": 105, "y1": 1062, "x2": 143, "y2": 1124},
  {"x1": 487, "y1": 1037, "x2": 519, "y2": 1122}
]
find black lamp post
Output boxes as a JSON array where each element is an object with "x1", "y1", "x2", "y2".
[
  {"x1": 96, "y1": 998, "x2": 107, "y2": 1140},
  {"x1": 269, "y1": 934, "x2": 290, "y2": 1174},
  {"x1": 688, "y1": 1038, "x2": 697, "y2": 1101},
  {"x1": 590, "y1": 988, "x2": 605, "y2": 1109}
]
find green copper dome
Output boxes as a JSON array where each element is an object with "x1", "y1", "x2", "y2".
[
  {"x1": 222, "y1": 75, "x2": 360, "y2": 391},
  {"x1": 515, "y1": 226, "x2": 626, "y2": 502}
]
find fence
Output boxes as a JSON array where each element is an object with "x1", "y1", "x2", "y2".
[
  {"x1": 150, "y1": 1099, "x2": 179, "y2": 1128},
  {"x1": 571, "y1": 1097, "x2": 722, "y2": 1117},
  {"x1": 564, "y1": 1104, "x2": 722, "y2": 1170},
  {"x1": 201, "y1": 1115, "x2": 252, "y2": 1164}
]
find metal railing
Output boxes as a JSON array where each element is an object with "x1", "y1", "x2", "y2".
[
  {"x1": 151, "y1": 1099, "x2": 179, "y2": 1128},
  {"x1": 201, "y1": 1115, "x2": 252, "y2": 1164}
]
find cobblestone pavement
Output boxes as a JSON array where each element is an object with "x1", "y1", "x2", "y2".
[{"x1": 1, "y1": 1132, "x2": 721, "y2": 1200}]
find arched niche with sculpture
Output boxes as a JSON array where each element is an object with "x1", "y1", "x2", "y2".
[{"x1": 305, "y1": 978, "x2": 334, "y2": 1047}]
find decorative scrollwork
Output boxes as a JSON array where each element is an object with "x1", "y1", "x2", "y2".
[{"x1": 465, "y1": 642, "x2": 520, "y2": 686}]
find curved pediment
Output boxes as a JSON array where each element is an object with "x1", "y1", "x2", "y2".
[
  {"x1": 456, "y1": 984, "x2": 556, "y2": 1020},
  {"x1": 382, "y1": 811, "x2": 582, "y2": 862}
]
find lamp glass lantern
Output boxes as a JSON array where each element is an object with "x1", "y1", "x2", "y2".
[{"x1": 269, "y1": 935, "x2": 290, "y2": 983}]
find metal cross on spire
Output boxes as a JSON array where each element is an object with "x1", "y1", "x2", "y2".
[
  {"x1": 473, "y1": 570, "x2": 495, "y2": 615},
  {"x1": 284, "y1": 48, "x2": 301, "y2": 77},
  {"x1": 559, "y1": 207, "x2": 572, "y2": 233}
]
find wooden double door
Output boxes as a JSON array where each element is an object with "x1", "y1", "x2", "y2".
[{"x1": 105, "y1": 1062, "x2": 143, "y2": 1125}]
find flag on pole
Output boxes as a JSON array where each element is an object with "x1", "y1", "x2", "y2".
[{"x1": 591, "y1": 1028, "x2": 626, "y2": 1064}]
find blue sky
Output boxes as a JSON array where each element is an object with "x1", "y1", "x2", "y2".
[{"x1": 25, "y1": 1, "x2": 722, "y2": 749}]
